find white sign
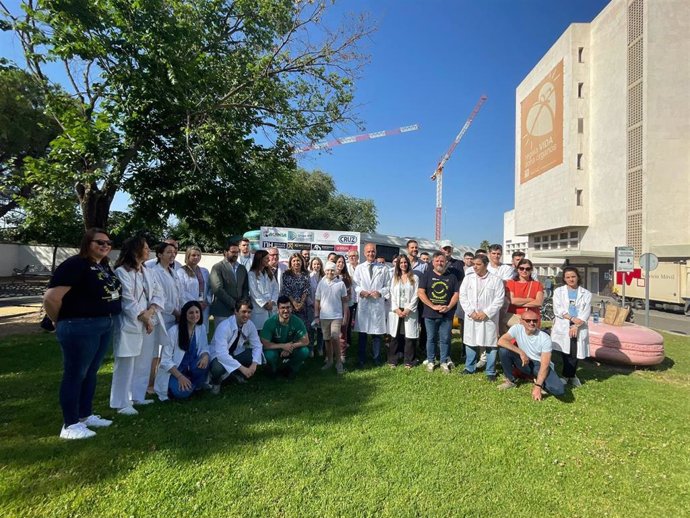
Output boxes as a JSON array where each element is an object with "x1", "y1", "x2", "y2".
[
  {"x1": 259, "y1": 226, "x2": 360, "y2": 264},
  {"x1": 639, "y1": 253, "x2": 659, "y2": 271},
  {"x1": 615, "y1": 246, "x2": 635, "y2": 272}
]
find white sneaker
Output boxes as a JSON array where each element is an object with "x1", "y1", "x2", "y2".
[
  {"x1": 569, "y1": 376, "x2": 582, "y2": 388},
  {"x1": 117, "y1": 406, "x2": 138, "y2": 416},
  {"x1": 559, "y1": 377, "x2": 568, "y2": 385},
  {"x1": 81, "y1": 414, "x2": 112, "y2": 428},
  {"x1": 424, "y1": 360, "x2": 435, "y2": 372},
  {"x1": 335, "y1": 362, "x2": 345, "y2": 375},
  {"x1": 321, "y1": 361, "x2": 334, "y2": 371},
  {"x1": 210, "y1": 384, "x2": 221, "y2": 395},
  {"x1": 475, "y1": 359, "x2": 487, "y2": 370},
  {"x1": 60, "y1": 422, "x2": 96, "y2": 440},
  {"x1": 440, "y1": 362, "x2": 453, "y2": 374},
  {"x1": 132, "y1": 399, "x2": 154, "y2": 406}
]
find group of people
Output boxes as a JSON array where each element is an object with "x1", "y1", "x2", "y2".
[{"x1": 44, "y1": 229, "x2": 592, "y2": 440}]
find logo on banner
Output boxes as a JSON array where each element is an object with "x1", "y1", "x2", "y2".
[
  {"x1": 338, "y1": 235, "x2": 358, "y2": 244},
  {"x1": 312, "y1": 244, "x2": 335, "y2": 251},
  {"x1": 287, "y1": 242, "x2": 312, "y2": 250},
  {"x1": 262, "y1": 228, "x2": 287, "y2": 239},
  {"x1": 288, "y1": 231, "x2": 314, "y2": 242},
  {"x1": 262, "y1": 241, "x2": 287, "y2": 249}
]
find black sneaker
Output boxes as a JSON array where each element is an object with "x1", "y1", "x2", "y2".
[
  {"x1": 460, "y1": 369, "x2": 473, "y2": 375},
  {"x1": 486, "y1": 374, "x2": 497, "y2": 382}
]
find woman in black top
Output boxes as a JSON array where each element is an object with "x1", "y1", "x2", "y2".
[{"x1": 44, "y1": 228, "x2": 122, "y2": 440}]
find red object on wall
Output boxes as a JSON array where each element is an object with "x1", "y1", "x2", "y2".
[{"x1": 616, "y1": 268, "x2": 642, "y2": 286}]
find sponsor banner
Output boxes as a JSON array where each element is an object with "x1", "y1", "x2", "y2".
[
  {"x1": 520, "y1": 60, "x2": 564, "y2": 183},
  {"x1": 260, "y1": 226, "x2": 360, "y2": 264}
]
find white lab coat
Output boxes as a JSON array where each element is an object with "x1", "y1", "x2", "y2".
[
  {"x1": 460, "y1": 272, "x2": 505, "y2": 347},
  {"x1": 248, "y1": 270, "x2": 279, "y2": 330},
  {"x1": 353, "y1": 262, "x2": 390, "y2": 335},
  {"x1": 154, "y1": 323, "x2": 209, "y2": 401},
  {"x1": 551, "y1": 285, "x2": 592, "y2": 358},
  {"x1": 210, "y1": 316, "x2": 264, "y2": 374},
  {"x1": 113, "y1": 266, "x2": 165, "y2": 357},
  {"x1": 387, "y1": 277, "x2": 419, "y2": 339},
  {"x1": 149, "y1": 262, "x2": 182, "y2": 329},
  {"x1": 176, "y1": 266, "x2": 212, "y2": 322}
]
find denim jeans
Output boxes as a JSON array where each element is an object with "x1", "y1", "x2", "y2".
[
  {"x1": 56, "y1": 316, "x2": 114, "y2": 426},
  {"x1": 465, "y1": 345, "x2": 497, "y2": 376},
  {"x1": 424, "y1": 317, "x2": 453, "y2": 364},
  {"x1": 358, "y1": 333, "x2": 382, "y2": 364},
  {"x1": 499, "y1": 348, "x2": 565, "y2": 396}
]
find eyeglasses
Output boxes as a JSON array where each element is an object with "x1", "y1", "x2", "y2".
[
  {"x1": 92, "y1": 239, "x2": 113, "y2": 247},
  {"x1": 518, "y1": 266, "x2": 532, "y2": 271},
  {"x1": 522, "y1": 318, "x2": 538, "y2": 324}
]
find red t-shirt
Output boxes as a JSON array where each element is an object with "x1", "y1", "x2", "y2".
[{"x1": 506, "y1": 280, "x2": 543, "y2": 315}]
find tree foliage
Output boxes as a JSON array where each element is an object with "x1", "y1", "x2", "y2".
[{"x1": 1, "y1": 0, "x2": 373, "y2": 233}]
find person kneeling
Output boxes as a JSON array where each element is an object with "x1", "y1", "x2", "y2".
[
  {"x1": 154, "y1": 301, "x2": 210, "y2": 401},
  {"x1": 496, "y1": 310, "x2": 565, "y2": 401},
  {"x1": 260, "y1": 296, "x2": 310, "y2": 380},
  {"x1": 208, "y1": 299, "x2": 262, "y2": 394}
]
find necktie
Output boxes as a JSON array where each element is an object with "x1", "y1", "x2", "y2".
[
  {"x1": 229, "y1": 327, "x2": 242, "y2": 356},
  {"x1": 369, "y1": 263, "x2": 373, "y2": 278}
]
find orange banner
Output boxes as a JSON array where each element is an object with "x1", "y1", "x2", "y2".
[{"x1": 520, "y1": 60, "x2": 563, "y2": 183}]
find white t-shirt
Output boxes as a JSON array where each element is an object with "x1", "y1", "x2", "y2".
[
  {"x1": 315, "y1": 277, "x2": 348, "y2": 319},
  {"x1": 488, "y1": 263, "x2": 514, "y2": 281},
  {"x1": 508, "y1": 324, "x2": 552, "y2": 362}
]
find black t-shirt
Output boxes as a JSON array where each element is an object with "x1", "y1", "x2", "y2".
[
  {"x1": 419, "y1": 268, "x2": 459, "y2": 319},
  {"x1": 48, "y1": 255, "x2": 122, "y2": 320}
]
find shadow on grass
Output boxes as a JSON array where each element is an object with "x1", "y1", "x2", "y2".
[{"x1": 0, "y1": 335, "x2": 375, "y2": 507}]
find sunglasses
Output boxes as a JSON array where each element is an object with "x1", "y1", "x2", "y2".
[
  {"x1": 92, "y1": 239, "x2": 113, "y2": 247},
  {"x1": 518, "y1": 266, "x2": 532, "y2": 271},
  {"x1": 522, "y1": 318, "x2": 538, "y2": 324}
]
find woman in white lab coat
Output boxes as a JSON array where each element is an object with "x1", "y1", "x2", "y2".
[
  {"x1": 177, "y1": 246, "x2": 212, "y2": 323},
  {"x1": 110, "y1": 236, "x2": 165, "y2": 415},
  {"x1": 551, "y1": 266, "x2": 592, "y2": 387},
  {"x1": 154, "y1": 301, "x2": 210, "y2": 401},
  {"x1": 386, "y1": 254, "x2": 419, "y2": 368},
  {"x1": 248, "y1": 249, "x2": 279, "y2": 331}
]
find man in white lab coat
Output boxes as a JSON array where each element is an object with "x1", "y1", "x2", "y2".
[{"x1": 353, "y1": 243, "x2": 390, "y2": 367}]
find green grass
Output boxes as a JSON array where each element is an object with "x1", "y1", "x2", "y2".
[{"x1": 1, "y1": 331, "x2": 689, "y2": 517}]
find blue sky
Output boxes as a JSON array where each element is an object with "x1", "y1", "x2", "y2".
[{"x1": 2, "y1": 0, "x2": 611, "y2": 247}]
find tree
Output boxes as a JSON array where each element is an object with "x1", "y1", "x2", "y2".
[
  {"x1": 1, "y1": 0, "x2": 372, "y2": 230},
  {"x1": 479, "y1": 240, "x2": 491, "y2": 250}
]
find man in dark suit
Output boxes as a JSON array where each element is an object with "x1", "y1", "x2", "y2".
[{"x1": 210, "y1": 241, "x2": 249, "y2": 326}]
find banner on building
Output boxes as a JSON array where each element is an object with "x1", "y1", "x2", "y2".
[
  {"x1": 520, "y1": 60, "x2": 564, "y2": 183},
  {"x1": 260, "y1": 226, "x2": 360, "y2": 264}
]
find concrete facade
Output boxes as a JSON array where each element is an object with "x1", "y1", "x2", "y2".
[{"x1": 507, "y1": 0, "x2": 690, "y2": 293}]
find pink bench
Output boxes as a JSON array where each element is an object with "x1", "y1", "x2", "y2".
[{"x1": 587, "y1": 320, "x2": 665, "y2": 366}]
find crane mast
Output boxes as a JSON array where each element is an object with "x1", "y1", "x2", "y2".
[{"x1": 431, "y1": 95, "x2": 487, "y2": 240}]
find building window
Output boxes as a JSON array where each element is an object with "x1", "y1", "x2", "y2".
[
  {"x1": 576, "y1": 189, "x2": 583, "y2": 206},
  {"x1": 578, "y1": 118, "x2": 584, "y2": 133},
  {"x1": 578, "y1": 82, "x2": 584, "y2": 98},
  {"x1": 577, "y1": 153, "x2": 583, "y2": 170},
  {"x1": 578, "y1": 47, "x2": 584, "y2": 63}
]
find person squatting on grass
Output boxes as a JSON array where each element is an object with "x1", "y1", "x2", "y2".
[
  {"x1": 313, "y1": 261, "x2": 349, "y2": 375},
  {"x1": 44, "y1": 228, "x2": 123, "y2": 440},
  {"x1": 496, "y1": 310, "x2": 565, "y2": 400},
  {"x1": 208, "y1": 299, "x2": 263, "y2": 395},
  {"x1": 153, "y1": 301, "x2": 210, "y2": 400},
  {"x1": 260, "y1": 296, "x2": 311, "y2": 379},
  {"x1": 110, "y1": 237, "x2": 166, "y2": 417}
]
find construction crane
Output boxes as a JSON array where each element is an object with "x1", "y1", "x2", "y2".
[
  {"x1": 431, "y1": 95, "x2": 487, "y2": 241},
  {"x1": 295, "y1": 124, "x2": 419, "y2": 154}
]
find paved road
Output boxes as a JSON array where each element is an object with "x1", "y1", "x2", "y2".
[{"x1": 592, "y1": 295, "x2": 690, "y2": 336}]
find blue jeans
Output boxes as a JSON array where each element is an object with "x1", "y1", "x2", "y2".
[
  {"x1": 358, "y1": 333, "x2": 382, "y2": 364},
  {"x1": 499, "y1": 348, "x2": 565, "y2": 396},
  {"x1": 465, "y1": 345, "x2": 497, "y2": 376},
  {"x1": 56, "y1": 316, "x2": 114, "y2": 426},
  {"x1": 425, "y1": 317, "x2": 453, "y2": 363},
  {"x1": 168, "y1": 363, "x2": 209, "y2": 399}
]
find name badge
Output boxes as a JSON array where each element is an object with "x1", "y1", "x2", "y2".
[{"x1": 111, "y1": 292, "x2": 120, "y2": 301}]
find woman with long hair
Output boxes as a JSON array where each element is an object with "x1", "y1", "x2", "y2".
[
  {"x1": 248, "y1": 249, "x2": 279, "y2": 331},
  {"x1": 154, "y1": 301, "x2": 210, "y2": 400},
  {"x1": 44, "y1": 228, "x2": 122, "y2": 439},
  {"x1": 280, "y1": 253, "x2": 311, "y2": 326},
  {"x1": 551, "y1": 267, "x2": 592, "y2": 388},
  {"x1": 110, "y1": 236, "x2": 164, "y2": 415},
  {"x1": 506, "y1": 258, "x2": 544, "y2": 328},
  {"x1": 334, "y1": 254, "x2": 352, "y2": 362},
  {"x1": 177, "y1": 246, "x2": 212, "y2": 323},
  {"x1": 308, "y1": 257, "x2": 325, "y2": 356},
  {"x1": 386, "y1": 253, "x2": 419, "y2": 368}
]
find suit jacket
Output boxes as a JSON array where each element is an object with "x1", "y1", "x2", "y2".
[{"x1": 209, "y1": 260, "x2": 249, "y2": 317}]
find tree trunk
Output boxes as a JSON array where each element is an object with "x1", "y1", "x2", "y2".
[{"x1": 77, "y1": 181, "x2": 118, "y2": 230}]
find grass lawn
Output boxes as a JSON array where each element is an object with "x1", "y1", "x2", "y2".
[{"x1": 1, "y1": 329, "x2": 689, "y2": 517}]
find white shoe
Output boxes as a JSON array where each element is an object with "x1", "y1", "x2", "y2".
[
  {"x1": 321, "y1": 361, "x2": 334, "y2": 371},
  {"x1": 117, "y1": 406, "x2": 138, "y2": 416},
  {"x1": 559, "y1": 377, "x2": 567, "y2": 385},
  {"x1": 424, "y1": 360, "x2": 435, "y2": 372},
  {"x1": 475, "y1": 359, "x2": 487, "y2": 370},
  {"x1": 569, "y1": 376, "x2": 582, "y2": 388},
  {"x1": 81, "y1": 414, "x2": 112, "y2": 428},
  {"x1": 440, "y1": 362, "x2": 453, "y2": 374},
  {"x1": 132, "y1": 399, "x2": 154, "y2": 406},
  {"x1": 210, "y1": 384, "x2": 221, "y2": 395},
  {"x1": 60, "y1": 422, "x2": 96, "y2": 440}
]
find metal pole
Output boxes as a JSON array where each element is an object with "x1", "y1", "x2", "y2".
[
  {"x1": 622, "y1": 277, "x2": 626, "y2": 308},
  {"x1": 645, "y1": 266, "x2": 650, "y2": 328}
]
